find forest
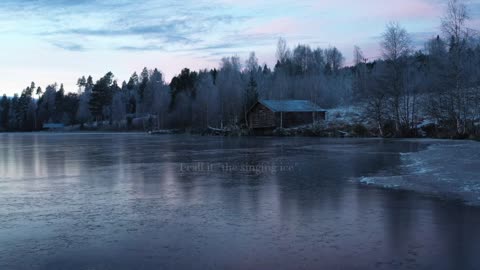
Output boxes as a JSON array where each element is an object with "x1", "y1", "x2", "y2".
[{"x1": 1, "y1": 0, "x2": 479, "y2": 138}]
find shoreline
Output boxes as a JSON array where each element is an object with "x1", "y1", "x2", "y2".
[{"x1": 1, "y1": 130, "x2": 479, "y2": 143}]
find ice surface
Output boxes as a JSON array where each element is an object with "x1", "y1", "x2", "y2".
[
  {"x1": 359, "y1": 140, "x2": 480, "y2": 205},
  {"x1": 2, "y1": 134, "x2": 480, "y2": 270}
]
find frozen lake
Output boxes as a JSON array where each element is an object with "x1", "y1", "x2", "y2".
[{"x1": 1, "y1": 133, "x2": 480, "y2": 270}]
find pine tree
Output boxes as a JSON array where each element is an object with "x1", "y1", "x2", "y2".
[
  {"x1": 89, "y1": 72, "x2": 114, "y2": 120},
  {"x1": 18, "y1": 86, "x2": 34, "y2": 130},
  {"x1": 138, "y1": 68, "x2": 149, "y2": 102},
  {"x1": 9, "y1": 94, "x2": 19, "y2": 130},
  {"x1": 0, "y1": 95, "x2": 10, "y2": 130},
  {"x1": 127, "y1": 72, "x2": 138, "y2": 91},
  {"x1": 55, "y1": 84, "x2": 65, "y2": 122}
]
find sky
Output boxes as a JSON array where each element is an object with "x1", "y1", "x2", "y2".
[{"x1": 1, "y1": 0, "x2": 480, "y2": 96}]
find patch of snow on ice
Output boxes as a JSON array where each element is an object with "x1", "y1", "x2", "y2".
[
  {"x1": 360, "y1": 177, "x2": 375, "y2": 185},
  {"x1": 359, "y1": 141, "x2": 480, "y2": 205}
]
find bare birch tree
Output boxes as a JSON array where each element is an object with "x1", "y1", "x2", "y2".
[{"x1": 381, "y1": 22, "x2": 412, "y2": 135}]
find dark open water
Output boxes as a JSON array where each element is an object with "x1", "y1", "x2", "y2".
[{"x1": 0, "y1": 133, "x2": 479, "y2": 270}]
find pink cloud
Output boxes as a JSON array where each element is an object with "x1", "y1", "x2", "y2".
[{"x1": 312, "y1": 0, "x2": 442, "y2": 20}]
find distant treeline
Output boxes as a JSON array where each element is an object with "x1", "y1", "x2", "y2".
[{"x1": 1, "y1": 0, "x2": 479, "y2": 138}]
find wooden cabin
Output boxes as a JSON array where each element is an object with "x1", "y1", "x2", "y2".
[{"x1": 247, "y1": 100, "x2": 326, "y2": 130}]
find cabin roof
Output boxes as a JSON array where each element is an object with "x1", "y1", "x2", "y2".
[{"x1": 258, "y1": 100, "x2": 325, "y2": 113}]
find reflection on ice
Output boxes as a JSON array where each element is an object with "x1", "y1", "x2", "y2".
[{"x1": 1, "y1": 134, "x2": 480, "y2": 270}]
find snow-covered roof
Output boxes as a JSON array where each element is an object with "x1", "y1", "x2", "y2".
[{"x1": 259, "y1": 100, "x2": 325, "y2": 112}]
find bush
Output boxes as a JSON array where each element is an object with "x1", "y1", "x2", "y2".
[
  {"x1": 382, "y1": 121, "x2": 396, "y2": 137},
  {"x1": 421, "y1": 123, "x2": 437, "y2": 138},
  {"x1": 352, "y1": 124, "x2": 369, "y2": 137},
  {"x1": 273, "y1": 128, "x2": 289, "y2": 136}
]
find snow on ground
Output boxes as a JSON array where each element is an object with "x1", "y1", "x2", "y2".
[
  {"x1": 359, "y1": 140, "x2": 480, "y2": 206},
  {"x1": 326, "y1": 105, "x2": 368, "y2": 127}
]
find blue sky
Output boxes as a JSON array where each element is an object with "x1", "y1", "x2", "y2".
[{"x1": 1, "y1": 0, "x2": 479, "y2": 95}]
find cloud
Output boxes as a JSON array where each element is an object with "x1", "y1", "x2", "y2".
[
  {"x1": 2, "y1": 0, "x2": 477, "y2": 56},
  {"x1": 1, "y1": 0, "x2": 480, "y2": 95},
  {"x1": 0, "y1": 0, "x2": 247, "y2": 52},
  {"x1": 310, "y1": 0, "x2": 442, "y2": 20},
  {"x1": 51, "y1": 42, "x2": 86, "y2": 52},
  {"x1": 116, "y1": 45, "x2": 164, "y2": 51}
]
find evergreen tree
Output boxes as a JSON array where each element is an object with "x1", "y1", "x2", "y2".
[
  {"x1": 36, "y1": 87, "x2": 42, "y2": 97},
  {"x1": 170, "y1": 68, "x2": 198, "y2": 110},
  {"x1": 0, "y1": 95, "x2": 10, "y2": 130},
  {"x1": 63, "y1": 93, "x2": 80, "y2": 125},
  {"x1": 55, "y1": 84, "x2": 65, "y2": 122},
  {"x1": 77, "y1": 76, "x2": 87, "y2": 88},
  {"x1": 89, "y1": 72, "x2": 114, "y2": 120},
  {"x1": 127, "y1": 72, "x2": 139, "y2": 91},
  {"x1": 86, "y1": 76, "x2": 94, "y2": 91},
  {"x1": 169, "y1": 68, "x2": 198, "y2": 127},
  {"x1": 18, "y1": 86, "x2": 34, "y2": 130},
  {"x1": 138, "y1": 67, "x2": 149, "y2": 102},
  {"x1": 9, "y1": 94, "x2": 19, "y2": 130}
]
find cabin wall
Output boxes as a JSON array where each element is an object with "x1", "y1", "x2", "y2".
[
  {"x1": 275, "y1": 112, "x2": 314, "y2": 128},
  {"x1": 248, "y1": 103, "x2": 276, "y2": 129},
  {"x1": 248, "y1": 101, "x2": 327, "y2": 129}
]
